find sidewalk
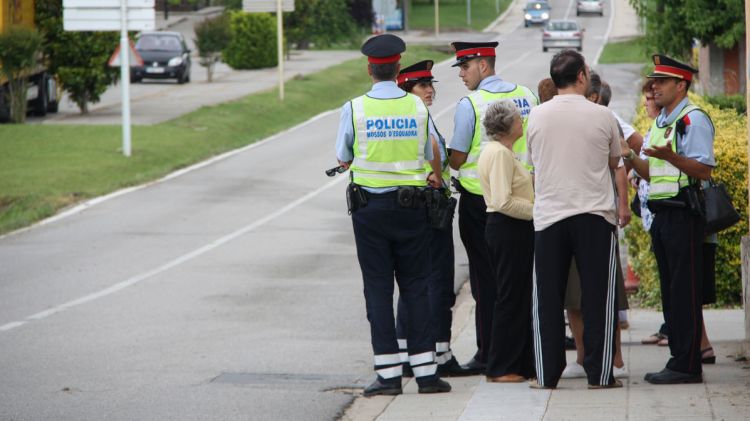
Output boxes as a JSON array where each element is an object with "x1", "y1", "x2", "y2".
[{"x1": 342, "y1": 283, "x2": 750, "y2": 421}]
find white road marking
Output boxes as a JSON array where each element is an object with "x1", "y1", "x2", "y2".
[
  {"x1": 0, "y1": 175, "x2": 348, "y2": 333},
  {"x1": 0, "y1": 108, "x2": 339, "y2": 241},
  {"x1": 564, "y1": 0, "x2": 576, "y2": 20}
]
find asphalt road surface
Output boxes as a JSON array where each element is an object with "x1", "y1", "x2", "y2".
[{"x1": 0, "y1": 1, "x2": 625, "y2": 419}]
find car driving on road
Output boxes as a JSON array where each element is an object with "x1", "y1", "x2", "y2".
[
  {"x1": 577, "y1": 0, "x2": 604, "y2": 16},
  {"x1": 131, "y1": 31, "x2": 192, "y2": 84},
  {"x1": 524, "y1": 1, "x2": 551, "y2": 27},
  {"x1": 542, "y1": 20, "x2": 584, "y2": 52}
]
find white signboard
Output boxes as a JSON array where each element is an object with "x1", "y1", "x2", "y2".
[
  {"x1": 64, "y1": 0, "x2": 155, "y2": 7},
  {"x1": 243, "y1": 0, "x2": 295, "y2": 13},
  {"x1": 64, "y1": 18, "x2": 155, "y2": 32}
]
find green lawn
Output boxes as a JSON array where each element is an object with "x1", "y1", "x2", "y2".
[
  {"x1": 409, "y1": 0, "x2": 513, "y2": 31},
  {"x1": 598, "y1": 36, "x2": 649, "y2": 64},
  {"x1": 0, "y1": 45, "x2": 451, "y2": 235}
]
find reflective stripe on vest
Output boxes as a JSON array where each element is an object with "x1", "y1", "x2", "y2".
[
  {"x1": 458, "y1": 86, "x2": 536, "y2": 195},
  {"x1": 350, "y1": 94, "x2": 429, "y2": 188},
  {"x1": 647, "y1": 104, "x2": 700, "y2": 200}
]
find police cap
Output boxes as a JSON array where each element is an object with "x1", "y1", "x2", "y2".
[
  {"x1": 450, "y1": 41, "x2": 499, "y2": 67},
  {"x1": 361, "y1": 34, "x2": 406, "y2": 64},
  {"x1": 647, "y1": 54, "x2": 698, "y2": 81},
  {"x1": 397, "y1": 60, "x2": 437, "y2": 86}
]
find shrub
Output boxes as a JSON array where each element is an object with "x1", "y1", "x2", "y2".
[
  {"x1": 223, "y1": 11, "x2": 277, "y2": 70},
  {"x1": 625, "y1": 92, "x2": 748, "y2": 307},
  {"x1": 704, "y1": 94, "x2": 746, "y2": 115},
  {"x1": 0, "y1": 25, "x2": 43, "y2": 123},
  {"x1": 194, "y1": 13, "x2": 231, "y2": 81},
  {"x1": 285, "y1": 0, "x2": 355, "y2": 49},
  {"x1": 35, "y1": 0, "x2": 120, "y2": 114}
]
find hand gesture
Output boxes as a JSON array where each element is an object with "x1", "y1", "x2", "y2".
[{"x1": 643, "y1": 142, "x2": 675, "y2": 161}]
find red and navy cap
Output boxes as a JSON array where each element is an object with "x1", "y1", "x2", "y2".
[
  {"x1": 450, "y1": 41, "x2": 499, "y2": 67},
  {"x1": 647, "y1": 54, "x2": 698, "y2": 81},
  {"x1": 361, "y1": 34, "x2": 406, "y2": 64},
  {"x1": 397, "y1": 60, "x2": 437, "y2": 86}
]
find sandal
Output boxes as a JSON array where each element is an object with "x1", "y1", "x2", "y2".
[
  {"x1": 641, "y1": 332, "x2": 666, "y2": 345},
  {"x1": 657, "y1": 337, "x2": 669, "y2": 346},
  {"x1": 701, "y1": 347, "x2": 716, "y2": 364}
]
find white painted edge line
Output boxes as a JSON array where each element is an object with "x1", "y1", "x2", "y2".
[
  {"x1": 0, "y1": 175, "x2": 348, "y2": 334},
  {"x1": 0, "y1": 108, "x2": 340, "y2": 241},
  {"x1": 592, "y1": 0, "x2": 616, "y2": 66},
  {"x1": 563, "y1": 0, "x2": 575, "y2": 20},
  {"x1": 483, "y1": 0, "x2": 518, "y2": 33}
]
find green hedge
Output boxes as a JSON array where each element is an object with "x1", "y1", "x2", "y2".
[
  {"x1": 704, "y1": 94, "x2": 746, "y2": 115},
  {"x1": 223, "y1": 11, "x2": 277, "y2": 70},
  {"x1": 625, "y1": 93, "x2": 748, "y2": 307}
]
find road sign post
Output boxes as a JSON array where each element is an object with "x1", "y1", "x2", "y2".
[
  {"x1": 243, "y1": 0, "x2": 295, "y2": 101},
  {"x1": 63, "y1": 0, "x2": 155, "y2": 157}
]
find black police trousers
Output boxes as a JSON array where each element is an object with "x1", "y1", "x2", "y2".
[
  {"x1": 485, "y1": 212, "x2": 536, "y2": 379},
  {"x1": 396, "y1": 222, "x2": 456, "y2": 365},
  {"x1": 650, "y1": 207, "x2": 704, "y2": 375},
  {"x1": 458, "y1": 191, "x2": 494, "y2": 363},
  {"x1": 532, "y1": 214, "x2": 618, "y2": 388},
  {"x1": 352, "y1": 191, "x2": 437, "y2": 383}
]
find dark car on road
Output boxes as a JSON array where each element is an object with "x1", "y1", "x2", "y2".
[{"x1": 131, "y1": 31, "x2": 192, "y2": 84}]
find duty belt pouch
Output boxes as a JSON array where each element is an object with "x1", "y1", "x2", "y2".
[
  {"x1": 426, "y1": 189, "x2": 457, "y2": 230},
  {"x1": 346, "y1": 182, "x2": 368, "y2": 215},
  {"x1": 683, "y1": 185, "x2": 706, "y2": 219},
  {"x1": 396, "y1": 186, "x2": 424, "y2": 209}
]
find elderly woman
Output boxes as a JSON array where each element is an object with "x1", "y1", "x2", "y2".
[{"x1": 478, "y1": 100, "x2": 535, "y2": 382}]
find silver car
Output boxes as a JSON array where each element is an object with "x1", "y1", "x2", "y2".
[
  {"x1": 577, "y1": 0, "x2": 604, "y2": 16},
  {"x1": 542, "y1": 20, "x2": 583, "y2": 52}
]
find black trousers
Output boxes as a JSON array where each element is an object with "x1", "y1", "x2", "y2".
[
  {"x1": 352, "y1": 191, "x2": 437, "y2": 383},
  {"x1": 532, "y1": 214, "x2": 618, "y2": 387},
  {"x1": 650, "y1": 207, "x2": 704, "y2": 375},
  {"x1": 485, "y1": 212, "x2": 535, "y2": 378},
  {"x1": 396, "y1": 224, "x2": 456, "y2": 364},
  {"x1": 458, "y1": 191, "x2": 494, "y2": 363}
]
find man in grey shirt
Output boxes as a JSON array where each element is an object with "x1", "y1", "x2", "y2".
[{"x1": 526, "y1": 50, "x2": 621, "y2": 389}]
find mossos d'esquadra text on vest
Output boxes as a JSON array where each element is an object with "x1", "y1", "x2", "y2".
[
  {"x1": 366, "y1": 117, "x2": 419, "y2": 139},
  {"x1": 513, "y1": 97, "x2": 532, "y2": 118}
]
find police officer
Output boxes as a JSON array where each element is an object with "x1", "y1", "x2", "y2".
[
  {"x1": 447, "y1": 41, "x2": 538, "y2": 373},
  {"x1": 620, "y1": 55, "x2": 714, "y2": 384},
  {"x1": 394, "y1": 60, "x2": 471, "y2": 377},
  {"x1": 335, "y1": 34, "x2": 451, "y2": 396}
]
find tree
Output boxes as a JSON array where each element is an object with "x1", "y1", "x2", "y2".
[
  {"x1": 683, "y1": 0, "x2": 745, "y2": 49},
  {"x1": 0, "y1": 26, "x2": 43, "y2": 123},
  {"x1": 35, "y1": 0, "x2": 120, "y2": 114},
  {"x1": 347, "y1": 0, "x2": 374, "y2": 28},
  {"x1": 630, "y1": 0, "x2": 746, "y2": 59},
  {"x1": 194, "y1": 13, "x2": 230, "y2": 82},
  {"x1": 285, "y1": 0, "x2": 356, "y2": 49}
]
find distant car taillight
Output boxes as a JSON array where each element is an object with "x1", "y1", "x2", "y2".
[
  {"x1": 543, "y1": 32, "x2": 550, "y2": 38},
  {"x1": 573, "y1": 32, "x2": 581, "y2": 37}
]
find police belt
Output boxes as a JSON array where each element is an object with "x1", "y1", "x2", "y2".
[
  {"x1": 357, "y1": 186, "x2": 428, "y2": 209},
  {"x1": 646, "y1": 189, "x2": 691, "y2": 213}
]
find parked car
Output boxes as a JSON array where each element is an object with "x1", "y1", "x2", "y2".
[
  {"x1": 131, "y1": 31, "x2": 192, "y2": 84},
  {"x1": 542, "y1": 20, "x2": 584, "y2": 52},
  {"x1": 524, "y1": 1, "x2": 551, "y2": 27},
  {"x1": 577, "y1": 0, "x2": 604, "y2": 16}
]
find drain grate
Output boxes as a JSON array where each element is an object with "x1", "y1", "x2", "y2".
[{"x1": 210, "y1": 372, "x2": 365, "y2": 391}]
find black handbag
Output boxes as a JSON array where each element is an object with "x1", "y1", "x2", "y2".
[{"x1": 703, "y1": 178, "x2": 740, "y2": 234}]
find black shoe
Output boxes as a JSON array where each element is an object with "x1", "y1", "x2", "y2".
[
  {"x1": 564, "y1": 336, "x2": 577, "y2": 350},
  {"x1": 646, "y1": 368, "x2": 702, "y2": 385},
  {"x1": 417, "y1": 377, "x2": 452, "y2": 394},
  {"x1": 438, "y1": 356, "x2": 475, "y2": 377},
  {"x1": 460, "y1": 357, "x2": 486, "y2": 375},
  {"x1": 402, "y1": 363, "x2": 414, "y2": 378},
  {"x1": 644, "y1": 368, "x2": 668, "y2": 381},
  {"x1": 363, "y1": 377, "x2": 402, "y2": 397}
]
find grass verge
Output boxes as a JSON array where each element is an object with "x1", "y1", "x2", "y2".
[
  {"x1": 0, "y1": 45, "x2": 451, "y2": 236},
  {"x1": 598, "y1": 36, "x2": 649, "y2": 64},
  {"x1": 410, "y1": 0, "x2": 513, "y2": 31}
]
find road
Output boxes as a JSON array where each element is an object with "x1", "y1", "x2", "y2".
[{"x1": 0, "y1": 1, "x2": 630, "y2": 419}]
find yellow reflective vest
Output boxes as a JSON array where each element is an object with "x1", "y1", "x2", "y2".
[
  {"x1": 350, "y1": 94, "x2": 429, "y2": 188},
  {"x1": 647, "y1": 103, "x2": 701, "y2": 201},
  {"x1": 458, "y1": 86, "x2": 537, "y2": 195}
]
